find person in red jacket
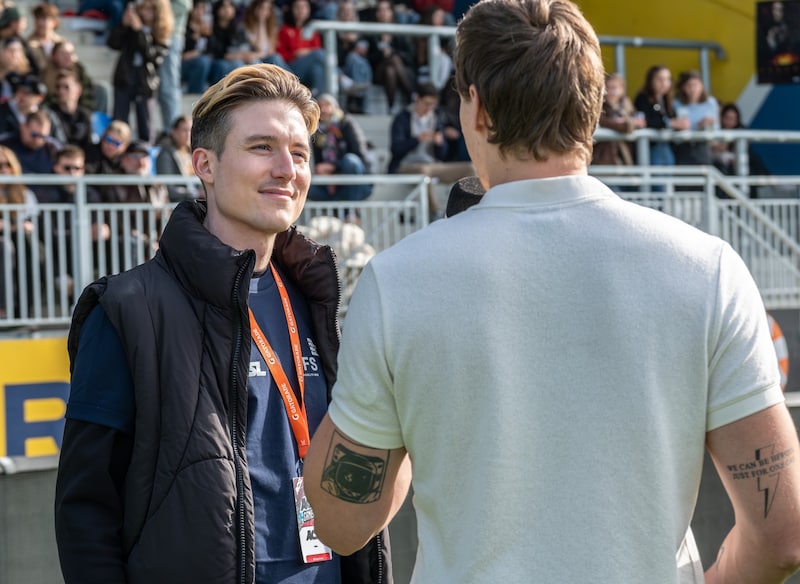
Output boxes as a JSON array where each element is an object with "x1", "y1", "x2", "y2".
[{"x1": 277, "y1": 0, "x2": 325, "y2": 94}]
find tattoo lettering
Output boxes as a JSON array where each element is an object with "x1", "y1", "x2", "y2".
[
  {"x1": 726, "y1": 444, "x2": 795, "y2": 517},
  {"x1": 320, "y1": 430, "x2": 389, "y2": 504}
]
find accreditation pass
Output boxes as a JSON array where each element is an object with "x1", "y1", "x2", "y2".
[{"x1": 293, "y1": 477, "x2": 333, "y2": 563}]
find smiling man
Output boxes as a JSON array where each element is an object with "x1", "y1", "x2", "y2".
[
  {"x1": 54, "y1": 64, "x2": 390, "y2": 584},
  {"x1": 303, "y1": 1, "x2": 800, "y2": 583}
]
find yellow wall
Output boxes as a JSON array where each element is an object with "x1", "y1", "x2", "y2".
[
  {"x1": 577, "y1": 0, "x2": 756, "y2": 104},
  {"x1": 0, "y1": 338, "x2": 70, "y2": 458}
]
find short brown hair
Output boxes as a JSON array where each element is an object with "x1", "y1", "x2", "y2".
[
  {"x1": 454, "y1": 0, "x2": 604, "y2": 163},
  {"x1": 33, "y1": 3, "x2": 60, "y2": 24},
  {"x1": 675, "y1": 70, "x2": 708, "y2": 104},
  {"x1": 191, "y1": 63, "x2": 320, "y2": 155}
]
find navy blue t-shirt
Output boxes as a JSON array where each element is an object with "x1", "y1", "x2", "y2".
[{"x1": 67, "y1": 266, "x2": 341, "y2": 583}]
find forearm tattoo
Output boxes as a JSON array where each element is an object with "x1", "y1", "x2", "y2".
[
  {"x1": 726, "y1": 444, "x2": 795, "y2": 517},
  {"x1": 320, "y1": 430, "x2": 389, "y2": 504}
]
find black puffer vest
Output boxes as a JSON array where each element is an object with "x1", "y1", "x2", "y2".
[{"x1": 67, "y1": 200, "x2": 390, "y2": 584}]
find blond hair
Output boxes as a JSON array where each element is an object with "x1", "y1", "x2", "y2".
[{"x1": 191, "y1": 64, "x2": 319, "y2": 155}]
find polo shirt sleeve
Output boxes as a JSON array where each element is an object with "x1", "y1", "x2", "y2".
[
  {"x1": 327, "y1": 263, "x2": 405, "y2": 450},
  {"x1": 66, "y1": 304, "x2": 135, "y2": 434},
  {"x1": 706, "y1": 243, "x2": 785, "y2": 431}
]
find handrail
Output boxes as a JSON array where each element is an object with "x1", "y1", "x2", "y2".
[
  {"x1": 596, "y1": 35, "x2": 726, "y2": 90},
  {"x1": 303, "y1": 20, "x2": 726, "y2": 95},
  {"x1": 593, "y1": 128, "x2": 800, "y2": 176}
]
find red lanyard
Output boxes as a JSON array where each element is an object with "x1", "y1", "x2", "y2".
[{"x1": 248, "y1": 262, "x2": 309, "y2": 458}]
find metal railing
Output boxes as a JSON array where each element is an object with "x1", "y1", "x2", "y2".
[
  {"x1": 304, "y1": 20, "x2": 726, "y2": 95},
  {"x1": 594, "y1": 127, "x2": 800, "y2": 176},
  {"x1": 0, "y1": 173, "x2": 429, "y2": 331},
  {"x1": 7, "y1": 160, "x2": 800, "y2": 332}
]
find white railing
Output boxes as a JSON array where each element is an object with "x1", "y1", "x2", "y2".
[
  {"x1": 0, "y1": 173, "x2": 429, "y2": 330},
  {"x1": 5, "y1": 166, "x2": 800, "y2": 331},
  {"x1": 594, "y1": 127, "x2": 800, "y2": 175}
]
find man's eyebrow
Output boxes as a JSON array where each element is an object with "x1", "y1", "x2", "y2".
[{"x1": 242, "y1": 134, "x2": 310, "y2": 152}]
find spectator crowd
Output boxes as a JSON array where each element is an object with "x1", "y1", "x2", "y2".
[{"x1": 0, "y1": 0, "x2": 790, "y2": 319}]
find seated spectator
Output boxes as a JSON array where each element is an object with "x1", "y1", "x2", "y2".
[
  {"x1": 366, "y1": 0, "x2": 413, "y2": 114},
  {"x1": 0, "y1": 73, "x2": 50, "y2": 139},
  {"x1": 207, "y1": 0, "x2": 245, "y2": 86},
  {"x1": 413, "y1": 6, "x2": 453, "y2": 91},
  {"x1": 3, "y1": 110, "x2": 62, "y2": 200},
  {"x1": 102, "y1": 139, "x2": 168, "y2": 266},
  {"x1": 672, "y1": 70, "x2": 719, "y2": 166},
  {"x1": 388, "y1": 82, "x2": 473, "y2": 216},
  {"x1": 411, "y1": 0, "x2": 455, "y2": 24},
  {"x1": 0, "y1": 144, "x2": 42, "y2": 317},
  {"x1": 27, "y1": 3, "x2": 64, "y2": 74},
  {"x1": 237, "y1": 0, "x2": 287, "y2": 67},
  {"x1": 155, "y1": 114, "x2": 199, "y2": 201},
  {"x1": 85, "y1": 118, "x2": 132, "y2": 176},
  {"x1": 633, "y1": 65, "x2": 689, "y2": 170},
  {"x1": 37, "y1": 144, "x2": 100, "y2": 203},
  {"x1": 1, "y1": 109, "x2": 59, "y2": 173},
  {"x1": 711, "y1": 102, "x2": 770, "y2": 179},
  {"x1": 336, "y1": 0, "x2": 372, "y2": 113},
  {"x1": 106, "y1": 139, "x2": 168, "y2": 205},
  {"x1": 107, "y1": 0, "x2": 173, "y2": 144},
  {"x1": 49, "y1": 70, "x2": 94, "y2": 152},
  {"x1": 308, "y1": 93, "x2": 372, "y2": 204},
  {"x1": 0, "y1": 36, "x2": 33, "y2": 101},
  {"x1": 0, "y1": 8, "x2": 39, "y2": 76},
  {"x1": 593, "y1": 73, "x2": 644, "y2": 166},
  {"x1": 41, "y1": 41, "x2": 97, "y2": 112},
  {"x1": 277, "y1": 0, "x2": 326, "y2": 95},
  {"x1": 36, "y1": 145, "x2": 104, "y2": 297},
  {"x1": 181, "y1": 0, "x2": 213, "y2": 94}
]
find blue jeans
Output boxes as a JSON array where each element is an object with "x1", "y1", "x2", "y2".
[
  {"x1": 649, "y1": 141, "x2": 675, "y2": 193},
  {"x1": 209, "y1": 58, "x2": 244, "y2": 86},
  {"x1": 289, "y1": 50, "x2": 326, "y2": 95},
  {"x1": 158, "y1": 8, "x2": 187, "y2": 128},
  {"x1": 262, "y1": 53, "x2": 290, "y2": 70},
  {"x1": 342, "y1": 51, "x2": 373, "y2": 91},
  {"x1": 308, "y1": 153, "x2": 372, "y2": 202},
  {"x1": 182, "y1": 55, "x2": 212, "y2": 94}
]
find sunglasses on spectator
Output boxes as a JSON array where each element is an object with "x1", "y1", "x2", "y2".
[
  {"x1": 104, "y1": 135, "x2": 124, "y2": 147},
  {"x1": 30, "y1": 131, "x2": 47, "y2": 139},
  {"x1": 60, "y1": 164, "x2": 83, "y2": 172}
]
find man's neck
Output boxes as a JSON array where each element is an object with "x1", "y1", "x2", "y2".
[
  {"x1": 484, "y1": 151, "x2": 588, "y2": 188},
  {"x1": 203, "y1": 214, "x2": 275, "y2": 274}
]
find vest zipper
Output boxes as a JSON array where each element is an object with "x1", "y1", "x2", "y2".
[
  {"x1": 376, "y1": 531, "x2": 384, "y2": 584},
  {"x1": 231, "y1": 257, "x2": 253, "y2": 584}
]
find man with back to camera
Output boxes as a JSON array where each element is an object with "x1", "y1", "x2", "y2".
[
  {"x1": 54, "y1": 64, "x2": 391, "y2": 584},
  {"x1": 303, "y1": 0, "x2": 800, "y2": 582}
]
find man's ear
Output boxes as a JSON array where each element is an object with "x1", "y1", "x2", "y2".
[
  {"x1": 466, "y1": 84, "x2": 490, "y2": 135},
  {"x1": 192, "y1": 148, "x2": 215, "y2": 184}
]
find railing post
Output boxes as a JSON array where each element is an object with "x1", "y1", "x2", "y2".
[
  {"x1": 636, "y1": 134, "x2": 650, "y2": 192},
  {"x1": 614, "y1": 43, "x2": 626, "y2": 80},
  {"x1": 428, "y1": 34, "x2": 442, "y2": 88},
  {"x1": 704, "y1": 168, "x2": 719, "y2": 236},
  {"x1": 323, "y1": 28, "x2": 339, "y2": 96},
  {"x1": 734, "y1": 137, "x2": 749, "y2": 177},
  {"x1": 699, "y1": 48, "x2": 711, "y2": 93},
  {"x1": 74, "y1": 179, "x2": 93, "y2": 294}
]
